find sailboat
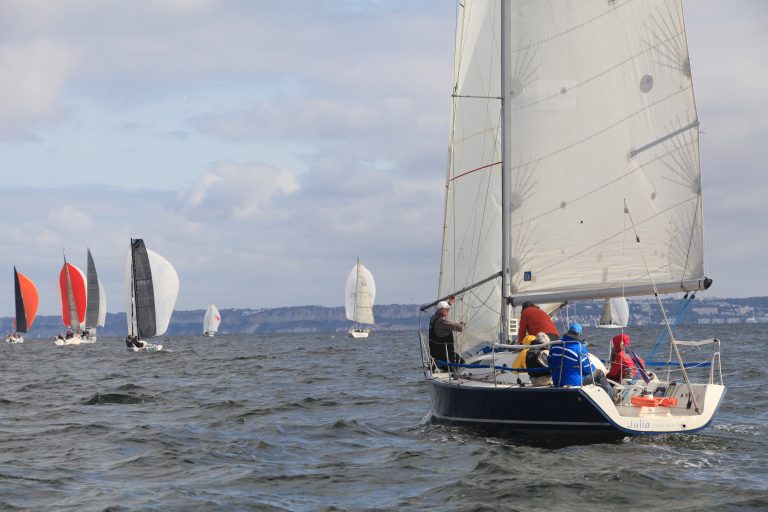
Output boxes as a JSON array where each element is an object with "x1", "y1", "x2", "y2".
[
  {"x1": 596, "y1": 297, "x2": 630, "y2": 329},
  {"x1": 203, "y1": 303, "x2": 221, "y2": 337},
  {"x1": 82, "y1": 248, "x2": 107, "y2": 342},
  {"x1": 419, "y1": 0, "x2": 724, "y2": 437},
  {"x1": 345, "y1": 259, "x2": 375, "y2": 338},
  {"x1": 54, "y1": 255, "x2": 87, "y2": 346},
  {"x1": 6, "y1": 267, "x2": 38, "y2": 343},
  {"x1": 124, "y1": 239, "x2": 179, "y2": 352}
]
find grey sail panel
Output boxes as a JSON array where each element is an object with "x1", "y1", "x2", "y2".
[
  {"x1": 85, "y1": 249, "x2": 100, "y2": 328},
  {"x1": 131, "y1": 239, "x2": 157, "y2": 338},
  {"x1": 13, "y1": 267, "x2": 27, "y2": 333}
]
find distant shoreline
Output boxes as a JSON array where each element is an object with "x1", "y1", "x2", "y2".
[{"x1": 4, "y1": 296, "x2": 767, "y2": 337}]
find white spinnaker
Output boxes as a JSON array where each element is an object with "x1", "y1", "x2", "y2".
[
  {"x1": 598, "y1": 297, "x2": 630, "y2": 328},
  {"x1": 345, "y1": 262, "x2": 376, "y2": 325},
  {"x1": 147, "y1": 248, "x2": 179, "y2": 337},
  {"x1": 97, "y1": 277, "x2": 106, "y2": 327},
  {"x1": 441, "y1": 0, "x2": 704, "y2": 354},
  {"x1": 204, "y1": 304, "x2": 221, "y2": 333},
  {"x1": 505, "y1": 0, "x2": 704, "y2": 298},
  {"x1": 439, "y1": 0, "x2": 504, "y2": 353}
]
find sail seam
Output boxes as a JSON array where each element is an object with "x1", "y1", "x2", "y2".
[
  {"x1": 507, "y1": 86, "x2": 693, "y2": 174},
  {"x1": 511, "y1": 29, "x2": 685, "y2": 113},
  {"x1": 508, "y1": 0, "x2": 634, "y2": 55}
]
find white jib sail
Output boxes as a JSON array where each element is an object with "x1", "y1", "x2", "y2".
[
  {"x1": 204, "y1": 304, "x2": 221, "y2": 333},
  {"x1": 441, "y1": 0, "x2": 705, "y2": 354},
  {"x1": 345, "y1": 261, "x2": 375, "y2": 325},
  {"x1": 97, "y1": 277, "x2": 107, "y2": 327}
]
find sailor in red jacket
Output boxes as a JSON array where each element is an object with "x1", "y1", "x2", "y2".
[
  {"x1": 607, "y1": 333, "x2": 645, "y2": 381},
  {"x1": 517, "y1": 302, "x2": 560, "y2": 343}
]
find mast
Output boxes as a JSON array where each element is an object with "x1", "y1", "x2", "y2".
[{"x1": 500, "y1": 1, "x2": 512, "y2": 343}]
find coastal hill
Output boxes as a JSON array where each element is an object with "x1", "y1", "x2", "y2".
[{"x1": 4, "y1": 297, "x2": 767, "y2": 338}]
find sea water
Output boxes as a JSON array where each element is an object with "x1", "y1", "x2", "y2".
[{"x1": 0, "y1": 324, "x2": 765, "y2": 511}]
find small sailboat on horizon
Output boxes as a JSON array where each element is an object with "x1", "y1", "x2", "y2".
[
  {"x1": 345, "y1": 259, "x2": 375, "y2": 338},
  {"x1": 124, "y1": 238, "x2": 179, "y2": 352},
  {"x1": 6, "y1": 267, "x2": 38, "y2": 344},
  {"x1": 203, "y1": 303, "x2": 221, "y2": 337},
  {"x1": 596, "y1": 297, "x2": 630, "y2": 329}
]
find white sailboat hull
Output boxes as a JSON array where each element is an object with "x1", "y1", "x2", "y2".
[
  {"x1": 54, "y1": 334, "x2": 83, "y2": 346},
  {"x1": 126, "y1": 340, "x2": 163, "y2": 352},
  {"x1": 348, "y1": 329, "x2": 371, "y2": 339},
  {"x1": 5, "y1": 336, "x2": 23, "y2": 344}
]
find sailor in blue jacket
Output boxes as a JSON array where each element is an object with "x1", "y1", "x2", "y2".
[{"x1": 548, "y1": 322, "x2": 595, "y2": 387}]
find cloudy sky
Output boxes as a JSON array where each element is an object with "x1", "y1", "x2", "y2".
[{"x1": 0, "y1": 0, "x2": 765, "y2": 316}]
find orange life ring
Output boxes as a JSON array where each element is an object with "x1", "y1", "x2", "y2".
[{"x1": 630, "y1": 395, "x2": 678, "y2": 407}]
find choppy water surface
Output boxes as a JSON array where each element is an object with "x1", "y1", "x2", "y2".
[{"x1": 0, "y1": 324, "x2": 765, "y2": 511}]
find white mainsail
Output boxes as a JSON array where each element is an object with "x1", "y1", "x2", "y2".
[
  {"x1": 440, "y1": 0, "x2": 707, "y2": 354},
  {"x1": 345, "y1": 260, "x2": 375, "y2": 325},
  {"x1": 204, "y1": 304, "x2": 221, "y2": 334}
]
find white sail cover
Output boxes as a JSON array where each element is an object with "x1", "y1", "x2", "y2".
[
  {"x1": 345, "y1": 261, "x2": 376, "y2": 325},
  {"x1": 204, "y1": 304, "x2": 221, "y2": 333},
  {"x1": 123, "y1": 245, "x2": 180, "y2": 338},
  {"x1": 598, "y1": 297, "x2": 630, "y2": 328},
  {"x1": 440, "y1": 0, "x2": 705, "y2": 354}
]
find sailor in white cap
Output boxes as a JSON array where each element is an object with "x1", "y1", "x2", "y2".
[{"x1": 428, "y1": 300, "x2": 466, "y2": 370}]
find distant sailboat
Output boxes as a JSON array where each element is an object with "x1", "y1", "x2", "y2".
[
  {"x1": 124, "y1": 239, "x2": 179, "y2": 352},
  {"x1": 345, "y1": 259, "x2": 375, "y2": 338},
  {"x1": 597, "y1": 297, "x2": 630, "y2": 329},
  {"x1": 54, "y1": 254, "x2": 87, "y2": 345},
  {"x1": 6, "y1": 267, "x2": 38, "y2": 344},
  {"x1": 83, "y1": 248, "x2": 107, "y2": 342},
  {"x1": 203, "y1": 304, "x2": 221, "y2": 337}
]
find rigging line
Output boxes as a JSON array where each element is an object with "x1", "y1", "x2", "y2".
[
  {"x1": 507, "y1": 0, "x2": 634, "y2": 56},
  {"x1": 506, "y1": 86, "x2": 693, "y2": 175},
  {"x1": 511, "y1": 27, "x2": 685, "y2": 114},
  {"x1": 450, "y1": 161, "x2": 501, "y2": 182},
  {"x1": 625, "y1": 201, "x2": 701, "y2": 413}
]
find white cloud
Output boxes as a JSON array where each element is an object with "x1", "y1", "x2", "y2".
[
  {"x1": 0, "y1": 41, "x2": 76, "y2": 138},
  {"x1": 181, "y1": 161, "x2": 299, "y2": 221}
]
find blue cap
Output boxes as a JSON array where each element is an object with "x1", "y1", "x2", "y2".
[{"x1": 568, "y1": 322, "x2": 583, "y2": 334}]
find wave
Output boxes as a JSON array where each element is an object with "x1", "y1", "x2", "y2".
[{"x1": 81, "y1": 392, "x2": 149, "y2": 405}]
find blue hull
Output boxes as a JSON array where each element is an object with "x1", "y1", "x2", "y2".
[{"x1": 428, "y1": 379, "x2": 624, "y2": 439}]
